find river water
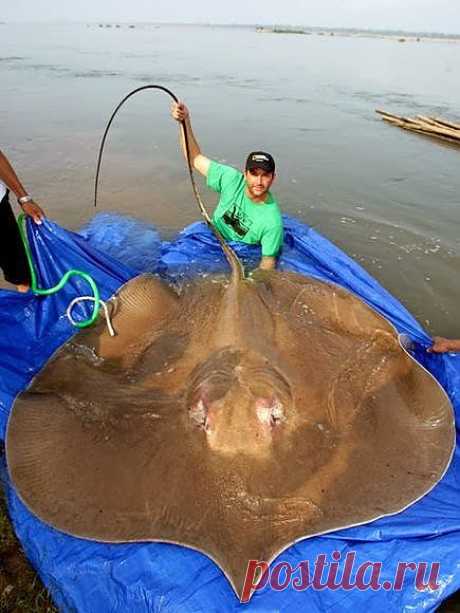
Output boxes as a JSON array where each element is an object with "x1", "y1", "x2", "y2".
[{"x1": 1, "y1": 22, "x2": 460, "y2": 335}]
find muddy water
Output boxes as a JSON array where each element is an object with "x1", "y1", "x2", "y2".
[{"x1": 1, "y1": 23, "x2": 460, "y2": 335}]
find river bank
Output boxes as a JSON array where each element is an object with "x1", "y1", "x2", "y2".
[
  {"x1": 255, "y1": 26, "x2": 460, "y2": 43},
  {"x1": 0, "y1": 448, "x2": 56, "y2": 612}
]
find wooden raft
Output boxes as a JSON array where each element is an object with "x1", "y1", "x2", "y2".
[{"x1": 376, "y1": 109, "x2": 460, "y2": 146}]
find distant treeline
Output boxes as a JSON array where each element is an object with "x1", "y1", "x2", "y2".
[
  {"x1": 311, "y1": 26, "x2": 460, "y2": 38},
  {"x1": 255, "y1": 25, "x2": 460, "y2": 39},
  {"x1": 209, "y1": 23, "x2": 460, "y2": 39}
]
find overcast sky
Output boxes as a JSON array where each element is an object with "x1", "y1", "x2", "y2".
[{"x1": 3, "y1": 0, "x2": 460, "y2": 34}]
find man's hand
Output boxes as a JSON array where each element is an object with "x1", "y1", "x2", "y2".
[
  {"x1": 427, "y1": 336, "x2": 460, "y2": 353},
  {"x1": 258, "y1": 256, "x2": 276, "y2": 270},
  {"x1": 21, "y1": 200, "x2": 45, "y2": 224},
  {"x1": 171, "y1": 101, "x2": 189, "y2": 123},
  {"x1": 170, "y1": 101, "x2": 210, "y2": 177}
]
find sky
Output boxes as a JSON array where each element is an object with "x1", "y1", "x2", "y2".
[{"x1": 2, "y1": 0, "x2": 460, "y2": 34}]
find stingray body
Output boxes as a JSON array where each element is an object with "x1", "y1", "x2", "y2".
[{"x1": 6, "y1": 266, "x2": 455, "y2": 599}]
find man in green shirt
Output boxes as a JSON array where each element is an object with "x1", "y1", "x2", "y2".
[{"x1": 171, "y1": 102, "x2": 283, "y2": 270}]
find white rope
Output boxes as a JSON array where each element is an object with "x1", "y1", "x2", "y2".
[{"x1": 66, "y1": 296, "x2": 116, "y2": 337}]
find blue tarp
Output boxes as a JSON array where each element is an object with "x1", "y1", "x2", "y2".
[{"x1": 1, "y1": 212, "x2": 459, "y2": 612}]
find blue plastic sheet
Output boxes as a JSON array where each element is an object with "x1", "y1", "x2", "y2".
[{"x1": 1, "y1": 213, "x2": 459, "y2": 612}]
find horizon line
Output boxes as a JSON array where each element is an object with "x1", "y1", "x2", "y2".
[{"x1": 1, "y1": 20, "x2": 460, "y2": 36}]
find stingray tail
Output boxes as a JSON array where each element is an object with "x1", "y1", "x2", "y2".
[
  {"x1": 177, "y1": 121, "x2": 245, "y2": 283},
  {"x1": 215, "y1": 232, "x2": 245, "y2": 283},
  {"x1": 186, "y1": 162, "x2": 245, "y2": 282}
]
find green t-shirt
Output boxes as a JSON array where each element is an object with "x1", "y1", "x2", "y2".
[{"x1": 207, "y1": 161, "x2": 283, "y2": 257}]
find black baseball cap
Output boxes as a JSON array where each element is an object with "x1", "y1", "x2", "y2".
[{"x1": 245, "y1": 151, "x2": 275, "y2": 174}]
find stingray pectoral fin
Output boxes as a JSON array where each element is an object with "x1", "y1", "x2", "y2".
[
  {"x1": 292, "y1": 280, "x2": 395, "y2": 339},
  {"x1": 6, "y1": 387, "x2": 182, "y2": 540},
  {"x1": 75, "y1": 274, "x2": 179, "y2": 362},
  {"x1": 390, "y1": 349, "x2": 455, "y2": 468},
  {"x1": 327, "y1": 331, "x2": 409, "y2": 429}
]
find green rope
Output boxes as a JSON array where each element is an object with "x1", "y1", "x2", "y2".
[{"x1": 17, "y1": 214, "x2": 100, "y2": 328}]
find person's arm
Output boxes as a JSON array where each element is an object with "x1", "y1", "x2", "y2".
[
  {"x1": 0, "y1": 149, "x2": 44, "y2": 224},
  {"x1": 427, "y1": 336, "x2": 460, "y2": 353},
  {"x1": 259, "y1": 256, "x2": 276, "y2": 270},
  {"x1": 171, "y1": 102, "x2": 211, "y2": 178},
  {"x1": 258, "y1": 221, "x2": 283, "y2": 270}
]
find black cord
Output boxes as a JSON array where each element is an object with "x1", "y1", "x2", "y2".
[
  {"x1": 94, "y1": 85, "x2": 179, "y2": 209},
  {"x1": 93, "y1": 84, "x2": 244, "y2": 279}
]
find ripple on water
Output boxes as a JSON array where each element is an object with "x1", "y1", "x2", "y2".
[
  {"x1": 0, "y1": 56, "x2": 26, "y2": 62},
  {"x1": 72, "y1": 70, "x2": 121, "y2": 78}
]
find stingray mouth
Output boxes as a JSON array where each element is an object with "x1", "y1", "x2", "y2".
[{"x1": 186, "y1": 349, "x2": 293, "y2": 454}]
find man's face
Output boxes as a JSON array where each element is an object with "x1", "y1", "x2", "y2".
[{"x1": 244, "y1": 168, "x2": 275, "y2": 200}]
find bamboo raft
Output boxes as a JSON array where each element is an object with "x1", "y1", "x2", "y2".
[{"x1": 376, "y1": 109, "x2": 460, "y2": 146}]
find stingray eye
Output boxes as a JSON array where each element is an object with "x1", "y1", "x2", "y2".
[
  {"x1": 270, "y1": 403, "x2": 285, "y2": 427},
  {"x1": 256, "y1": 397, "x2": 285, "y2": 428},
  {"x1": 189, "y1": 399, "x2": 208, "y2": 430}
]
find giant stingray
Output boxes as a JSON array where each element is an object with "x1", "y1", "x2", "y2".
[
  {"x1": 4, "y1": 86, "x2": 456, "y2": 600},
  {"x1": 6, "y1": 254, "x2": 455, "y2": 599}
]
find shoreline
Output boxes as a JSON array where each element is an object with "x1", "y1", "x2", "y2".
[
  {"x1": 0, "y1": 448, "x2": 57, "y2": 611},
  {"x1": 255, "y1": 27, "x2": 460, "y2": 43}
]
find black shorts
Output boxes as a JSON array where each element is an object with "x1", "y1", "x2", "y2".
[{"x1": 0, "y1": 191, "x2": 30, "y2": 285}]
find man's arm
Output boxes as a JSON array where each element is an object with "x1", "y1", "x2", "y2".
[
  {"x1": 0, "y1": 149, "x2": 44, "y2": 223},
  {"x1": 258, "y1": 222, "x2": 283, "y2": 270},
  {"x1": 171, "y1": 102, "x2": 211, "y2": 178},
  {"x1": 258, "y1": 256, "x2": 277, "y2": 270}
]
